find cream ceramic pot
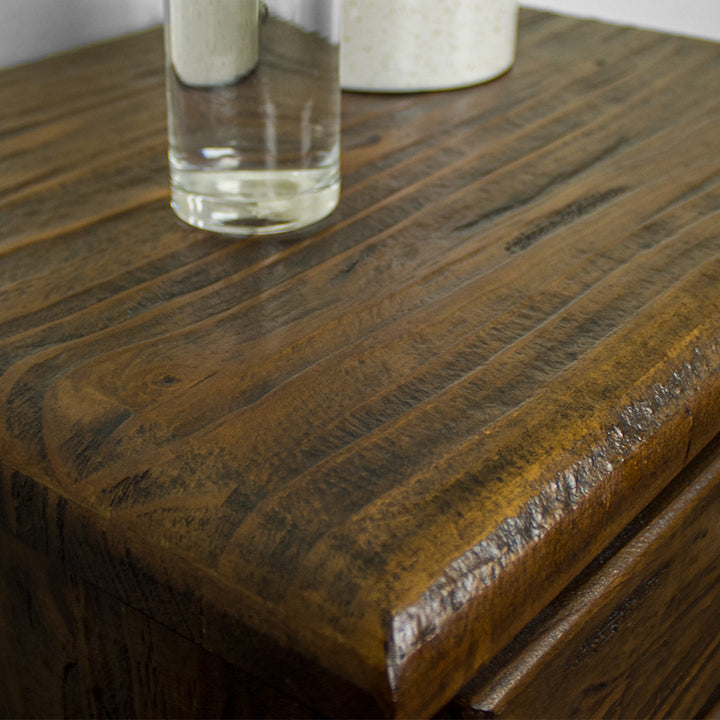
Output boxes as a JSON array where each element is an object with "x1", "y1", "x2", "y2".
[{"x1": 341, "y1": 0, "x2": 518, "y2": 92}]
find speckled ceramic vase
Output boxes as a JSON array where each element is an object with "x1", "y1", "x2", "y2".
[{"x1": 341, "y1": 0, "x2": 518, "y2": 92}]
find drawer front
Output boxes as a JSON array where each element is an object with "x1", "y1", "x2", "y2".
[{"x1": 457, "y1": 435, "x2": 720, "y2": 719}]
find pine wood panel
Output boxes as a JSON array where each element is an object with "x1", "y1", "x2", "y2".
[
  {"x1": 0, "y1": 528, "x2": 319, "y2": 719},
  {"x1": 1, "y1": 10, "x2": 719, "y2": 718}
]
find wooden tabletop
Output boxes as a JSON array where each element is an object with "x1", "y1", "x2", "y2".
[{"x1": 1, "y1": 9, "x2": 719, "y2": 718}]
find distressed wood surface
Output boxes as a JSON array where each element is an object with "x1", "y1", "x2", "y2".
[
  {"x1": 453, "y1": 432, "x2": 720, "y2": 719},
  {"x1": 1, "y1": 10, "x2": 720, "y2": 718}
]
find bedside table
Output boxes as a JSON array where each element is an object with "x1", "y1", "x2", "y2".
[{"x1": 1, "y1": 10, "x2": 719, "y2": 718}]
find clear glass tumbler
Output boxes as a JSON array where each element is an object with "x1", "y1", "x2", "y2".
[{"x1": 165, "y1": 0, "x2": 341, "y2": 235}]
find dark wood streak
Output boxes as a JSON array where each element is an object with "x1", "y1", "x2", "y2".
[
  {"x1": 504, "y1": 186, "x2": 628, "y2": 253},
  {"x1": 1, "y1": 10, "x2": 720, "y2": 719}
]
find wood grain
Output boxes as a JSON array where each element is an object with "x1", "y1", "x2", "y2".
[
  {"x1": 453, "y1": 432, "x2": 720, "y2": 719},
  {"x1": 1, "y1": 10, "x2": 719, "y2": 718},
  {"x1": 0, "y1": 528, "x2": 319, "y2": 719}
]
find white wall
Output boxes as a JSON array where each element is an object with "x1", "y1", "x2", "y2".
[
  {"x1": 0, "y1": 0, "x2": 164, "y2": 69},
  {"x1": 0, "y1": 0, "x2": 718, "y2": 69},
  {"x1": 522, "y1": 0, "x2": 720, "y2": 42}
]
